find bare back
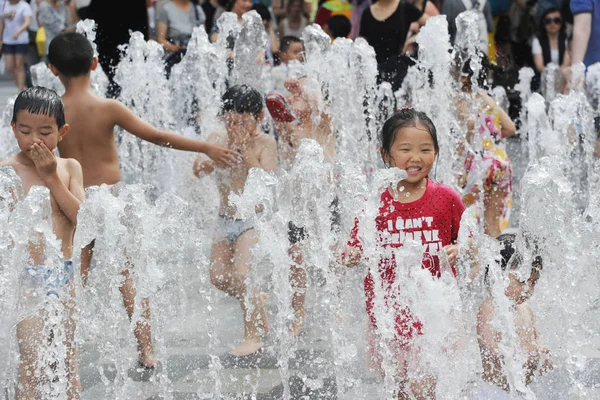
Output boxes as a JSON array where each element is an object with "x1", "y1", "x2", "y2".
[{"x1": 58, "y1": 90, "x2": 121, "y2": 188}]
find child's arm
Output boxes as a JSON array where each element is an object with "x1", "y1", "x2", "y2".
[
  {"x1": 110, "y1": 100, "x2": 240, "y2": 167},
  {"x1": 30, "y1": 143, "x2": 83, "y2": 224},
  {"x1": 193, "y1": 131, "x2": 223, "y2": 177}
]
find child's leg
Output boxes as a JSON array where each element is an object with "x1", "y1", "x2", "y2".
[
  {"x1": 484, "y1": 188, "x2": 508, "y2": 238},
  {"x1": 64, "y1": 283, "x2": 81, "y2": 399},
  {"x1": 231, "y1": 229, "x2": 267, "y2": 356},
  {"x1": 16, "y1": 315, "x2": 44, "y2": 399},
  {"x1": 289, "y1": 244, "x2": 306, "y2": 336},
  {"x1": 80, "y1": 240, "x2": 95, "y2": 286},
  {"x1": 119, "y1": 266, "x2": 155, "y2": 368},
  {"x1": 399, "y1": 375, "x2": 436, "y2": 400},
  {"x1": 209, "y1": 240, "x2": 236, "y2": 296}
]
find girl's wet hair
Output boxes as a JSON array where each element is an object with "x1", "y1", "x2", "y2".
[
  {"x1": 456, "y1": 50, "x2": 490, "y2": 90},
  {"x1": 12, "y1": 86, "x2": 66, "y2": 128},
  {"x1": 220, "y1": 84, "x2": 263, "y2": 119},
  {"x1": 380, "y1": 108, "x2": 439, "y2": 161}
]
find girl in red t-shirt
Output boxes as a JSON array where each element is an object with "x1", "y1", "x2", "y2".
[{"x1": 342, "y1": 108, "x2": 465, "y2": 399}]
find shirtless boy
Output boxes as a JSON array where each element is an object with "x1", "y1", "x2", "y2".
[
  {"x1": 193, "y1": 85, "x2": 277, "y2": 356},
  {"x1": 475, "y1": 234, "x2": 552, "y2": 399},
  {"x1": 267, "y1": 74, "x2": 335, "y2": 336},
  {"x1": 47, "y1": 31, "x2": 240, "y2": 369},
  {"x1": 1, "y1": 87, "x2": 84, "y2": 399}
]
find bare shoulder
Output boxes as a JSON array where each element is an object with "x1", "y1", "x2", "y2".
[{"x1": 57, "y1": 157, "x2": 82, "y2": 175}]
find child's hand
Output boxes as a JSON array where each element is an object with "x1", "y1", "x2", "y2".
[
  {"x1": 205, "y1": 144, "x2": 241, "y2": 168},
  {"x1": 443, "y1": 244, "x2": 459, "y2": 266},
  {"x1": 11, "y1": 32, "x2": 19, "y2": 41},
  {"x1": 338, "y1": 245, "x2": 361, "y2": 267},
  {"x1": 29, "y1": 143, "x2": 58, "y2": 182}
]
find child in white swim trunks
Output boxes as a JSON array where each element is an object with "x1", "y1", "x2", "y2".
[{"x1": 194, "y1": 84, "x2": 277, "y2": 356}]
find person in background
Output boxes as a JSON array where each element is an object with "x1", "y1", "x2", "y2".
[
  {"x1": 25, "y1": 0, "x2": 41, "y2": 88},
  {"x1": 278, "y1": 0, "x2": 308, "y2": 39},
  {"x1": 407, "y1": 0, "x2": 438, "y2": 38},
  {"x1": 209, "y1": 0, "x2": 252, "y2": 42},
  {"x1": 38, "y1": 0, "x2": 78, "y2": 57},
  {"x1": 270, "y1": 35, "x2": 303, "y2": 92},
  {"x1": 89, "y1": 0, "x2": 149, "y2": 98},
  {"x1": 156, "y1": 0, "x2": 206, "y2": 73},
  {"x1": 326, "y1": 14, "x2": 351, "y2": 39},
  {"x1": 571, "y1": 0, "x2": 600, "y2": 67},
  {"x1": 253, "y1": 2, "x2": 279, "y2": 66},
  {"x1": 200, "y1": 0, "x2": 219, "y2": 35},
  {"x1": 442, "y1": 0, "x2": 494, "y2": 52},
  {"x1": 0, "y1": 0, "x2": 33, "y2": 91},
  {"x1": 570, "y1": 0, "x2": 600, "y2": 157},
  {"x1": 360, "y1": 0, "x2": 427, "y2": 91},
  {"x1": 315, "y1": 0, "x2": 353, "y2": 30},
  {"x1": 147, "y1": 0, "x2": 157, "y2": 38},
  {"x1": 532, "y1": 7, "x2": 570, "y2": 75}
]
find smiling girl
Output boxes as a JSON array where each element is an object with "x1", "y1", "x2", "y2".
[{"x1": 343, "y1": 108, "x2": 465, "y2": 399}]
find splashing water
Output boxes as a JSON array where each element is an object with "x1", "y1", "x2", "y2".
[{"x1": 1, "y1": 16, "x2": 600, "y2": 400}]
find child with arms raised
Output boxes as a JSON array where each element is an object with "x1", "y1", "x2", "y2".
[
  {"x1": 1, "y1": 87, "x2": 84, "y2": 399},
  {"x1": 193, "y1": 85, "x2": 277, "y2": 356},
  {"x1": 47, "y1": 31, "x2": 240, "y2": 369},
  {"x1": 342, "y1": 108, "x2": 465, "y2": 399}
]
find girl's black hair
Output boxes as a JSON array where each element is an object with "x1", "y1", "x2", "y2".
[
  {"x1": 380, "y1": 108, "x2": 439, "y2": 162},
  {"x1": 221, "y1": 84, "x2": 263, "y2": 118},
  {"x1": 458, "y1": 50, "x2": 490, "y2": 91},
  {"x1": 538, "y1": 7, "x2": 564, "y2": 38},
  {"x1": 12, "y1": 87, "x2": 66, "y2": 128}
]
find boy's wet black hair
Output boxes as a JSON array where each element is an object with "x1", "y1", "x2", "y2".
[
  {"x1": 328, "y1": 15, "x2": 352, "y2": 39},
  {"x1": 221, "y1": 84, "x2": 263, "y2": 119},
  {"x1": 48, "y1": 32, "x2": 94, "y2": 78},
  {"x1": 380, "y1": 108, "x2": 439, "y2": 162},
  {"x1": 280, "y1": 36, "x2": 303, "y2": 54},
  {"x1": 12, "y1": 87, "x2": 66, "y2": 128}
]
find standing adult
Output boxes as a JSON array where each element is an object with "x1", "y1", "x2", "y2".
[
  {"x1": 38, "y1": 0, "x2": 78, "y2": 57},
  {"x1": 89, "y1": 0, "x2": 148, "y2": 98},
  {"x1": 359, "y1": 0, "x2": 427, "y2": 90},
  {"x1": 532, "y1": 7, "x2": 570, "y2": 73},
  {"x1": 278, "y1": 0, "x2": 308, "y2": 38},
  {"x1": 570, "y1": 0, "x2": 600, "y2": 67},
  {"x1": 443, "y1": 0, "x2": 494, "y2": 51},
  {"x1": 156, "y1": 0, "x2": 206, "y2": 73},
  {"x1": 0, "y1": 0, "x2": 32, "y2": 91}
]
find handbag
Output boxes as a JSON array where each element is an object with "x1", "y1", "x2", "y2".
[{"x1": 36, "y1": 27, "x2": 46, "y2": 56}]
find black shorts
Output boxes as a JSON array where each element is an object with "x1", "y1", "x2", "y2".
[{"x1": 3, "y1": 43, "x2": 28, "y2": 55}]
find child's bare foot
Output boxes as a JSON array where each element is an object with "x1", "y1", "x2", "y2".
[{"x1": 230, "y1": 338, "x2": 263, "y2": 356}]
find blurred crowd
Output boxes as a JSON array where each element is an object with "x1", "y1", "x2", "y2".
[{"x1": 0, "y1": 0, "x2": 598, "y2": 110}]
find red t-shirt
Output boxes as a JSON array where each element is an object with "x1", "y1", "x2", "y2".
[{"x1": 362, "y1": 179, "x2": 465, "y2": 342}]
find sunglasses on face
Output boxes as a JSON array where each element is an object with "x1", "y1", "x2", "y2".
[{"x1": 543, "y1": 17, "x2": 562, "y2": 25}]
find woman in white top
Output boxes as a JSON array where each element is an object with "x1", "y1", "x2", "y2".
[
  {"x1": 0, "y1": 0, "x2": 32, "y2": 91},
  {"x1": 531, "y1": 7, "x2": 570, "y2": 73},
  {"x1": 278, "y1": 0, "x2": 307, "y2": 39}
]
